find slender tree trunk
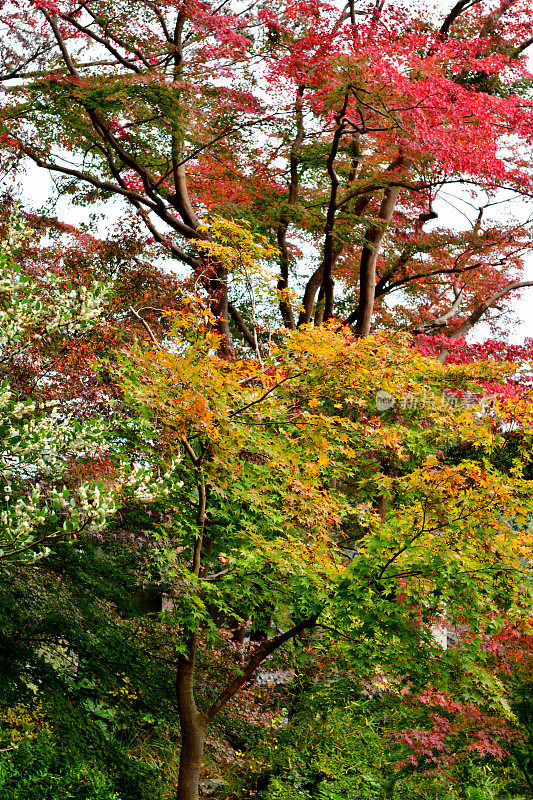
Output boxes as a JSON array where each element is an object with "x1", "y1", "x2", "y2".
[
  {"x1": 353, "y1": 175, "x2": 405, "y2": 337},
  {"x1": 176, "y1": 640, "x2": 207, "y2": 800},
  {"x1": 319, "y1": 102, "x2": 348, "y2": 321},
  {"x1": 343, "y1": 155, "x2": 410, "y2": 335},
  {"x1": 175, "y1": 449, "x2": 209, "y2": 800},
  {"x1": 174, "y1": 609, "x2": 320, "y2": 799},
  {"x1": 176, "y1": 730, "x2": 206, "y2": 800},
  {"x1": 299, "y1": 260, "x2": 325, "y2": 325},
  {"x1": 173, "y1": 448, "x2": 320, "y2": 799},
  {"x1": 276, "y1": 85, "x2": 304, "y2": 330}
]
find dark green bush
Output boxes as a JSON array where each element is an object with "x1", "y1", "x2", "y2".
[{"x1": 0, "y1": 732, "x2": 122, "y2": 800}]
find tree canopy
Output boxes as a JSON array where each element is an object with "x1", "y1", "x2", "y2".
[
  {"x1": 2, "y1": 0, "x2": 533, "y2": 348},
  {"x1": 2, "y1": 2, "x2": 533, "y2": 800}
]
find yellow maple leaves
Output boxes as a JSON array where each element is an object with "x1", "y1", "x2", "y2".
[{"x1": 115, "y1": 301, "x2": 533, "y2": 627}]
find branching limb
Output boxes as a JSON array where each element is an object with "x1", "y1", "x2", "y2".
[
  {"x1": 206, "y1": 612, "x2": 319, "y2": 720},
  {"x1": 319, "y1": 99, "x2": 349, "y2": 322},
  {"x1": 346, "y1": 155, "x2": 411, "y2": 335},
  {"x1": 448, "y1": 280, "x2": 533, "y2": 338},
  {"x1": 412, "y1": 289, "x2": 464, "y2": 334},
  {"x1": 228, "y1": 303, "x2": 256, "y2": 350},
  {"x1": 276, "y1": 86, "x2": 305, "y2": 330},
  {"x1": 129, "y1": 306, "x2": 163, "y2": 348}
]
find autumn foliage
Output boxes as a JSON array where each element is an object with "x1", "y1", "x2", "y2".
[{"x1": 2, "y1": 1, "x2": 533, "y2": 799}]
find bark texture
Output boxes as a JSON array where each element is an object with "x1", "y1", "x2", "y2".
[{"x1": 176, "y1": 648, "x2": 206, "y2": 800}]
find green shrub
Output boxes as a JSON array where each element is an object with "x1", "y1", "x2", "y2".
[
  {"x1": 0, "y1": 732, "x2": 122, "y2": 800},
  {"x1": 240, "y1": 703, "x2": 520, "y2": 800}
]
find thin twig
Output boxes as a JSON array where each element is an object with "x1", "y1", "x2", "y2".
[{"x1": 129, "y1": 306, "x2": 163, "y2": 349}]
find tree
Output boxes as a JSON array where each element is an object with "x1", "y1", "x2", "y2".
[
  {"x1": 2, "y1": 207, "x2": 533, "y2": 799},
  {"x1": 359, "y1": 614, "x2": 533, "y2": 796},
  {"x1": 3, "y1": 3, "x2": 533, "y2": 797},
  {"x1": 2, "y1": 0, "x2": 533, "y2": 348},
  {"x1": 116, "y1": 291, "x2": 533, "y2": 799},
  {"x1": 0, "y1": 210, "x2": 116, "y2": 559},
  {"x1": 0, "y1": 512, "x2": 186, "y2": 800},
  {"x1": 0, "y1": 193, "x2": 187, "y2": 408}
]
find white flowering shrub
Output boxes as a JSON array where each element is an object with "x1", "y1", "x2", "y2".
[
  {"x1": 0, "y1": 211, "x2": 172, "y2": 561},
  {"x1": 0, "y1": 386, "x2": 118, "y2": 559},
  {"x1": 0, "y1": 220, "x2": 109, "y2": 353}
]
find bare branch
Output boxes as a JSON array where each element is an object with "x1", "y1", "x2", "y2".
[
  {"x1": 44, "y1": 12, "x2": 79, "y2": 76},
  {"x1": 438, "y1": 0, "x2": 481, "y2": 40},
  {"x1": 228, "y1": 302, "x2": 256, "y2": 350},
  {"x1": 512, "y1": 36, "x2": 533, "y2": 56},
  {"x1": 448, "y1": 280, "x2": 533, "y2": 338},
  {"x1": 54, "y1": 12, "x2": 143, "y2": 73},
  {"x1": 412, "y1": 289, "x2": 464, "y2": 334},
  {"x1": 129, "y1": 306, "x2": 163, "y2": 348}
]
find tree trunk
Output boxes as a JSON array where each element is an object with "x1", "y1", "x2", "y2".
[
  {"x1": 354, "y1": 179, "x2": 404, "y2": 337},
  {"x1": 176, "y1": 712, "x2": 206, "y2": 800},
  {"x1": 175, "y1": 453, "x2": 209, "y2": 800},
  {"x1": 176, "y1": 647, "x2": 207, "y2": 800}
]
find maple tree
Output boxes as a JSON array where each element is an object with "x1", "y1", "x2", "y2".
[
  {"x1": 111, "y1": 298, "x2": 533, "y2": 799},
  {"x1": 2, "y1": 0, "x2": 533, "y2": 350},
  {"x1": 1, "y1": 210, "x2": 533, "y2": 800},
  {"x1": 0, "y1": 210, "x2": 116, "y2": 559},
  {"x1": 0, "y1": 194, "x2": 186, "y2": 410},
  {"x1": 1, "y1": 205, "x2": 533, "y2": 799},
  {"x1": 344, "y1": 615, "x2": 533, "y2": 795}
]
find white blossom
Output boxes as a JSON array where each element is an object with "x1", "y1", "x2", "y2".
[{"x1": 0, "y1": 212, "x2": 176, "y2": 561}]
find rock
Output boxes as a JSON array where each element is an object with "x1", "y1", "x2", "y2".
[{"x1": 199, "y1": 777, "x2": 227, "y2": 796}]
